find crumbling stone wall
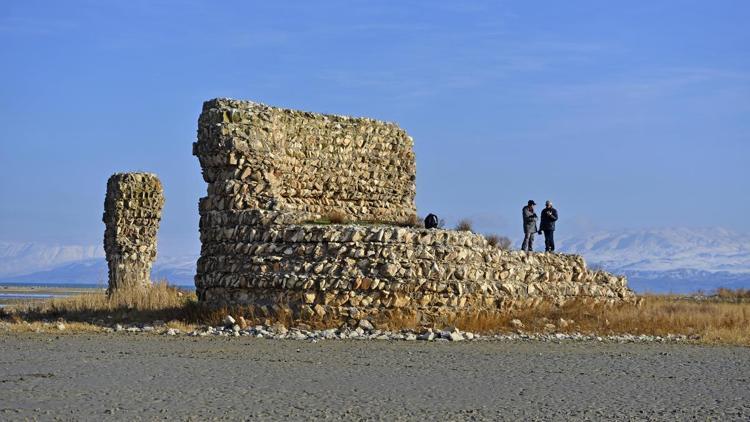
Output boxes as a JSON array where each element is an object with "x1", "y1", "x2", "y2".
[
  {"x1": 194, "y1": 98, "x2": 416, "y2": 224},
  {"x1": 194, "y1": 98, "x2": 634, "y2": 316},
  {"x1": 103, "y1": 173, "x2": 164, "y2": 292},
  {"x1": 198, "y1": 216, "x2": 632, "y2": 318}
]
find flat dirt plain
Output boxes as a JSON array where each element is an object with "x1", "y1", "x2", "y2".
[{"x1": 1, "y1": 334, "x2": 749, "y2": 420}]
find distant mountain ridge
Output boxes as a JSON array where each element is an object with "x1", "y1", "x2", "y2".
[
  {"x1": 0, "y1": 241, "x2": 195, "y2": 286},
  {"x1": 558, "y1": 227, "x2": 750, "y2": 273},
  {"x1": 1, "y1": 227, "x2": 749, "y2": 292},
  {"x1": 0, "y1": 256, "x2": 197, "y2": 286},
  {"x1": 557, "y1": 227, "x2": 750, "y2": 292},
  {"x1": 0, "y1": 241, "x2": 104, "y2": 277}
]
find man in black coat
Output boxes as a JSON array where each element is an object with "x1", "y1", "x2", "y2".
[{"x1": 538, "y1": 200, "x2": 558, "y2": 252}]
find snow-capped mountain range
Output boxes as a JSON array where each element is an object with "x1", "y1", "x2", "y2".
[
  {"x1": 0, "y1": 241, "x2": 196, "y2": 286},
  {"x1": 1, "y1": 227, "x2": 749, "y2": 292},
  {"x1": 0, "y1": 241, "x2": 105, "y2": 278},
  {"x1": 556, "y1": 227, "x2": 750, "y2": 292},
  {"x1": 558, "y1": 227, "x2": 750, "y2": 274}
]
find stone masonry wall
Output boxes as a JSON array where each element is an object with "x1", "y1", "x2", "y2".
[
  {"x1": 194, "y1": 98, "x2": 634, "y2": 316},
  {"x1": 196, "y1": 210, "x2": 633, "y2": 318},
  {"x1": 103, "y1": 172, "x2": 164, "y2": 292},
  {"x1": 194, "y1": 98, "x2": 416, "y2": 225}
]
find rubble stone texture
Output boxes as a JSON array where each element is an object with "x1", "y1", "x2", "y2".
[
  {"x1": 194, "y1": 98, "x2": 634, "y2": 317},
  {"x1": 103, "y1": 173, "x2": 164, "y2": 292}
]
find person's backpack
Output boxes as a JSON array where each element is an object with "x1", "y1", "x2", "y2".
[{"x1": 424, "y1": 213, "x2": 439, "y2": 229}]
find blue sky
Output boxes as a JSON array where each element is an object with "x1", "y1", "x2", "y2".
[{"x1": 0, "y1": 1, "x2": 748, "y2": 256}]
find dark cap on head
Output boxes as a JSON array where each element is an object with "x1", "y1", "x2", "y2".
[{"x1": 528, "y1": 200, "x2": 536, "y2": 206}]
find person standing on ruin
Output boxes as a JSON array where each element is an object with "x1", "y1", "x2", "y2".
[
  {"x1": 538, "y1": 200, "x2": 558, "y2": 252},
  {"x1": 521, "y1": 200, "x2": 538, "y2": 252}
]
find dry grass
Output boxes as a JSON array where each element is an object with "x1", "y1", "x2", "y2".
[
  {"x1": 485, "y1": 234, "x2": 512, "y2": 250},
  {"x1": 403, "y1": 214, "x2": 422, "y2": 228},
  {"x1": 8, "y1": 282, "x2": 200, "y2": 326},
  {"x1": 3, "y1": 320, "x2": 106, "y2": 334},
  {"x1": 715, "y1": 288, "x2": 750, "y2": 301},
  {"x1": 325, "y1": 211, "x2": 348, "y2": 224},
  {"x1": 437, "y1": 295, "x2": 750, "y2": 345},
  {"x1": 455, "y1": 219, "x2": 473, "y2": 232},
  {"x1": 3, "y1": 284, "x2": 749, "y2": 345}
]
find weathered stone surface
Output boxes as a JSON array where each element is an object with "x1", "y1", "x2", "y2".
[
  {"x1": 103, "y1": 172, "x2": 164, "y2": 292},
  {"x1": 193, "y1": 98, "x2": 635, "y2": 317},
  {"x1": 194, "y1": 98, "x2": 416, "y2": 224}
]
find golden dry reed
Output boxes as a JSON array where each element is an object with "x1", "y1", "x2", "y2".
[{"x1": 3, "y1": 284, "x2": 749, "y2": 346}]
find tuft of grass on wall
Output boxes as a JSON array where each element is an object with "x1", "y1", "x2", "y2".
[
  {"x1": 326, "y1": 211, "x2": 348, "y2": 224},
  {"x1": 485, "y1": 234, "x2": 512, "y2": 250},
  {"x1": 455, "y1": 219, "x2": 473, "y2": 232},
  {"x1": 404, "y1": 214, "x2": 422, "y2": 228}
]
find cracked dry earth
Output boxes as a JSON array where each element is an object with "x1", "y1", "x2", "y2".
[{"x1": 1, "y1": 334, "x2": 749, "y2": 421}]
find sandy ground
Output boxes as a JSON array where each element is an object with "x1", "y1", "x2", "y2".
[{"x1": 1, "y1": 334, "x2": 749, "y2": 421}]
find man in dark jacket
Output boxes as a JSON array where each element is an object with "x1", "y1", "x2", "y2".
[
  {"x1": 521, "y1": 200, "x2": 538, "y2": 252},
  {"x1": 538, "y1": 200, "x2": 558, "y2": 252}
]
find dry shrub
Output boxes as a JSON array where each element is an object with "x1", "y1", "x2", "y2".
[
  {"x1": 433, "y1": 296, "x2": 750, "y2": 345},
  {"x1": 404, "y1": 214, "x2": 422, "y2": 228},
  {"x1": 164, "y1": 320, "x2": 200, "y2": 333},
  {"x1": 455, "y1": 219, "x2": 473, "y2": 232},
  {"x1": 14, "y1": 281, "x2": 197, "y2": 325},
  {"x1": 307, "y1": 211, "x2": 348, "y2": 225},
  {"x1": 485, "y1": 234, "x2": 512, "y2": 250},
  {"x1": 715, "y1": 288, "x2": 750, "y2": 300},
  {"x1": 326, "y1": 211, "x2": 348, "y2": 224},
  {"x1": 370, "y1": 309, "x2": 421, "y2": 331},
  {"x1": 5, "y1": 283, "x2": 750, "y2": 345},
  {"x1": 600, "y1": 296, "x2": 750, "y2": 344}
]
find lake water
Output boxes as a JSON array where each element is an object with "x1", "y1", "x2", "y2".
[
  {"x1": 0, "y1": 292, "x2": 74, "y2": 307},
  {"x1": 0, "y1": 284, "x2": 101, "y2": 308},
  {"x1": 1, "y1": 293, "x2": 59, "y2": 299},
  {"x1": 0, "y1": 282, "x2": 193, "y2": 308}
]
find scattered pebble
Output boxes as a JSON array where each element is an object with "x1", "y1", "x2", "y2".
[
  {"x1": 447, "y1": 331, "x2": 464, "y2": 342},
  {"x1": 87, "y1": 320, "x2": 695, "y2": 345},
  {"x1": 357, "y1": 319, "x2": 374, "y2": 331}
]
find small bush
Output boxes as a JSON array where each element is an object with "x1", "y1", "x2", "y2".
[
  {"x1": 404, "y1": 214, "x2": 422, "y2": 228},
  {"x1": 486, "y1": 234, "x2": 512, "y2": 250},
  {"x1": 715, "y1": 288, "x2": 750, "y2": 300},
  {"x1": 325, "y1": 211, "x2": 348, "y2": 224},
  {"x1": 455, "y1": 219, "x2": 473, "y2": 232}
]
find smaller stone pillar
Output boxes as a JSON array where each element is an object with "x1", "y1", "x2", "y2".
[{"x1": 103, "y1": 172, "x2": 164, "y2": 292}]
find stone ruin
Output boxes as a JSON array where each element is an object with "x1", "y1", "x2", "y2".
[
  {"x1": 192, "y1": 98, "x2": 635, "y2": 319},
  {"x1": 103, "y1": 172, "x2": 164, "y2": 292}
]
